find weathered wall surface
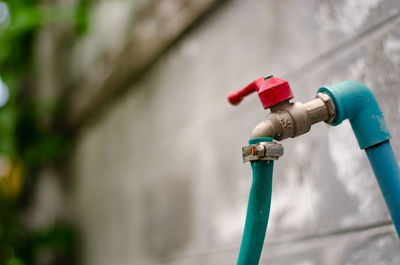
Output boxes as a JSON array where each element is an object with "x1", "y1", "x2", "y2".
[{"x1": 69, "y1": 0, "x2": 400, "y2": 264}]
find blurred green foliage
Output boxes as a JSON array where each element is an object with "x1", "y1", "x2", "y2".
[
  {"x1": 0, "y1": 0, "x2": 92, "y2": 264},
  {"x1": 0, "y1": 192, "x2": 79, "y2": 265}
]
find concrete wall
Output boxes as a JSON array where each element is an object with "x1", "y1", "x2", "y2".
[{"x1": 69, "y1": 0, "x2": 400, "y2": 264}]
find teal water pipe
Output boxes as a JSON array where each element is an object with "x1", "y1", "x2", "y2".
[
  {"x1": 237, "y1": 137, "x2": 274, "y2": 265},
  {"x1": 319, "y1": 81, "x2": 400, "y2": 236},
  {"x1": 366, "y1": 140, "x2": 400, "y2": 235},
  {"x1": 318, "y1": 81, "x2": 391, "y2": 148}
]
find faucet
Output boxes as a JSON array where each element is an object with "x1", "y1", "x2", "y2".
[
  {"x1": 228, "y1": 76, "x2": 400, "y2": 265},
  {"x1": 228, "y1": 75, "x2": 335, "y2": 140}
]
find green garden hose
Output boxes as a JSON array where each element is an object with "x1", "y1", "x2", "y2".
[{"x1": 237, "y1": 137, "x2": 274, "y2": 265}]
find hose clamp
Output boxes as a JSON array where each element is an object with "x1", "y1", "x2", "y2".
[{"x1": 242, "y1": 142, "x2": 284, "y2": 163}]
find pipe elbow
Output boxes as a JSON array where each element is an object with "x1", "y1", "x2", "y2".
[{"x1": 318, "y1": 81, "x2": 391, "y2": 149}]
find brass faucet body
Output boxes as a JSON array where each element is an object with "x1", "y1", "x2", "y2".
[{"x1": 251, "y1": 93, "x2": 335, "y2": 140}]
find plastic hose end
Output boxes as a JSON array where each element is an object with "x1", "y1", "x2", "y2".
[{"x1": 249, "y1": 137, "x2": 273, "y2": 145}]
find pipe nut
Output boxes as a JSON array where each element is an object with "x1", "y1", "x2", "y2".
[{"x1": 317, "y1": 93, "x2": 336, "y2": 123}]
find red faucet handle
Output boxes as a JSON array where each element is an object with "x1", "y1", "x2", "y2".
[
  {"x1": 227, "y1": 76, "x2": 294, "y2": 109},
  {"x1": 258, "y1": 77, "x2": 293, "y2": 109},
  {"x1": 227, "y1": 77, "x2": 265, "y2": 105}
]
